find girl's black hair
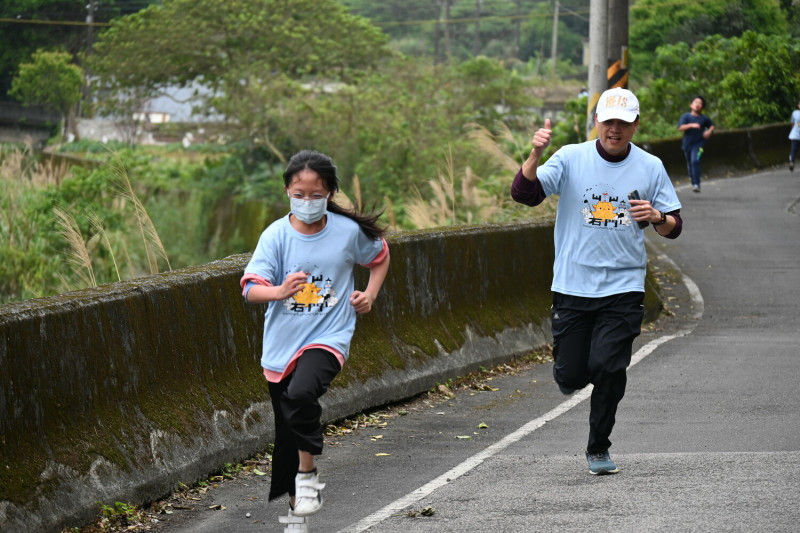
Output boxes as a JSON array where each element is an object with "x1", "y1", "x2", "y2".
[{"x1": 283, "y1": 150, "x2": 386, "y2": 240}]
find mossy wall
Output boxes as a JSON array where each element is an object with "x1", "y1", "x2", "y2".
[{"x1": 0, "y1": 221, "x2": 568, "y2": 533}]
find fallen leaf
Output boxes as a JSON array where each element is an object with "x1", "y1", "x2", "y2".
[
  {"x1": 477, "y1": 422, "x2": 488, "y2": 429},
  {"x1": 253, "y1": 469, "x2": 267, "y2": 476},
  {"x1": 437, "y1": 384, "x2": 455, "y2": 398},
  {"x1": 375, "y1": 453, "x2": 391, "y2": 456},
  {"x1": 456, "y1": 435, "x2": 472, "y2": 440},
  {"x1": 421, "y1": 506, "x2": 436, "y2": 516}
]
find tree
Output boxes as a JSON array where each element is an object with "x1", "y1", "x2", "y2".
[
  {"x1": 89, "y1": 0, "x2": 389, "y2": 148},
  {"x1": 630, "y1": 0, "x2": 788, "y2": 79},
  {"x1": 338, "y1": 0, "x2": 586, "y2": 63},
  {"x1": 10, "y1": 49, "x2": 84, "y2": 138},
  {"x1": 337, "y1": 0, "x2": 440, "y2": 40},
  {"x1": 0, "y1": 1, "x2": 157, "y2": 100},
  {"x1": 636, "y1": 31, "x2": 800, "y2": 134},
  {"x1": 519, "y1": 1, "x2": 588, "y2": 68},
  {"x1": 0, "y1": 1, "x2": 86, "y2": 99}
]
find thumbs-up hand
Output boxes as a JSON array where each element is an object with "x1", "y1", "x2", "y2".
[{"x1": 531, "y1": 118, "x2": 552, "y2": 157}]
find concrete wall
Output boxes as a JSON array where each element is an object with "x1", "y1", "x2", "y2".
[
  {"x1": 4, "y1": 221, "x2": 630, "y2": 533},
  {"x1": 0, "y1": 102, "x2": 59, "y2": 146},
  {"x1": 644, "y1": 123, "x2": 791, "y2": 180}
]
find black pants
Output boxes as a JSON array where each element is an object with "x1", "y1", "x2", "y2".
[
  {"x1": 551, "y1": 291, "x2": 644, "y2": 453},
  {"x1": 267, "y1": 348, "x2": 341, "y2": 501}
]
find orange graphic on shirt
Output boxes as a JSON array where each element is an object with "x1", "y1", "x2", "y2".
[
  {"x1": 294, "y1": 283, "x2": 323, "y2": 305},
  {"x1": 592, "y1": 200, "x2": 617, "y2": 220}
]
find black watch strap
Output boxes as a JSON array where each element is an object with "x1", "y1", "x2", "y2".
[{"x1": 653, "y1": 210, "x2": 667, "y2": 226}]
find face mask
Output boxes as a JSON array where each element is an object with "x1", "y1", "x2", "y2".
[{"x1": 289, "y1": 196, "x2": 328, "y2": 224}]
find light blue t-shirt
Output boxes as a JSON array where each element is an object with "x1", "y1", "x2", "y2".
[
  {"x1": 789, "y1": 109, "x2": 800, "y2": 141},
  {"x1": 243, "y1": 212, "x2": 385, "y2": 373},
  {"x1": 537, "y1": 141, "x2": 681, "y2": 298}
]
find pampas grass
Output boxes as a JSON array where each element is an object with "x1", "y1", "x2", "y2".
[
  {"x1": 352, "y1": 174, "x2": 363, "y2": 212},
  {"x1": 0, "y1": 140, "x2": 69, "y2": 187},
  {"x1": 53, "y1": 205, "x2": 96, "y2": 288},
  {"x1": 406, "y1": 145, "x2": 502, "y2": 229},
  {"x1": 48, "y1": 148, "x2": 171, "y2": 295},
  {"x1": 465, "y1": 121, "x2": 527, "y2": 174},
  {"x1": 108, "y1": 152, "x2": 171, "y2": 274},
  {"x1": 383, "y1": 195, "x2": 397, "y2": 231},
  {"x1": 333, "y1": 189, "x2": 355, "y2": 210},
  {"x1": 87, "y1": 210, "x2": 122, "y2": 282}
]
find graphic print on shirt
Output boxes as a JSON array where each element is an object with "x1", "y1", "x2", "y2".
[
  {"x1": 283, "y1": 264, "x2": 339, "y2": 313},
  {"x1": 580, "y1": 185, "x2": 635, "y2": 230}
]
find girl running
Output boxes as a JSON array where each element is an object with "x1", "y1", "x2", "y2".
[{"x1": 240, "y1": 150, "x2": 390, "y2": 528}]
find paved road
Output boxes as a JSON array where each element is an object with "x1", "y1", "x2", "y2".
[{"x1": 149, "y1": 168, "x2": 800, "y2": 532}]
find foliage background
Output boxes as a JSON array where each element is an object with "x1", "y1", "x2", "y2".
[{"x1": 2, "y1": 0, "x2": 799, "y2": 305}]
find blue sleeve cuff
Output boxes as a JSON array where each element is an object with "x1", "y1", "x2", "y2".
[{"x1": 244, "y1": 281, "x2": 257, "y2": 301}]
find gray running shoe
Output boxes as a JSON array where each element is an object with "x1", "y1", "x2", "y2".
[{"x1": 585, "y1": 450, "x2": 619, "y2": 475}]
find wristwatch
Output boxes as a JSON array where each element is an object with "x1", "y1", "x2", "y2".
[{"x1": 653, "y1": 210, "x2": 667, "y2": 226}]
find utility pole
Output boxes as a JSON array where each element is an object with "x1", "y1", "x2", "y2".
[
  {"x1": 82, "y1": 0, "x2": 97, "y2": 118},
  {"x1": 434, "y1": 0, "x2": 442, "y2": 64},
  {"x1": 473, "y1": 0, "x2": 482, "y2": 56},
  {"x1": 586, "y1": 0, "x2": 628, "y2": 139},
  {"x1": 86, "y1": 0, "x2": 96, "y2": 50},
  {"x1": 550, "y1": 0, "x2": 560, "y2": 77},
  {"x1": 514, "y1": 0, "x2": 522, "y2": 59},
  {"x1": 607, "y1": 0, "x2": 629, "y2": 89},
  {"x1": 587, "y1": 0, "x2": 608, "y2": 140},
  {"x1": 443, "y1": 0, "x2": 452, "y2": 63}
]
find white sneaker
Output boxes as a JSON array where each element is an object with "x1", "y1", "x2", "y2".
[
  {"x1": 279, "y1": 509, "x2": 310, "y2": 532},
  {"x1": 292, "y1": 470, "x2": 325, "y2": 516}
]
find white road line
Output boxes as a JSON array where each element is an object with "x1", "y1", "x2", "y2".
[
  {"x1": 336, "y1": 389, "x2": 592, "y2": 533},
  {"x1": 653, "y1": 251, "x2": 704, "y2": 321},
  {"x1": 337, "y1": 260, "x2": 704, "y2": 533}
]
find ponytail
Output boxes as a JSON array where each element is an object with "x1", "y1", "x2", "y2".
[
  {"x1": 327, "y1": 201, "x2": 386, "y2": 240},
  {"x1": 284, "y1": 150, "x2": 386, "y2": 240}
]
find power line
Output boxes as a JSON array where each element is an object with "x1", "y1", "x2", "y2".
[
  {"x1": 0, "y1": 0, "x2": 714, "y2": 30},
  {"x1": 0, "y1": 17, "x2": 110, "y2": 27},
  {"x1": 374, "y1": 10, "x2": 588, "y2": 27}
]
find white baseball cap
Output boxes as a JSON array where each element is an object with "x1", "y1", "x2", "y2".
[{"x1": 596, "y1": 87, "x2": 640, "y2": 123}]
